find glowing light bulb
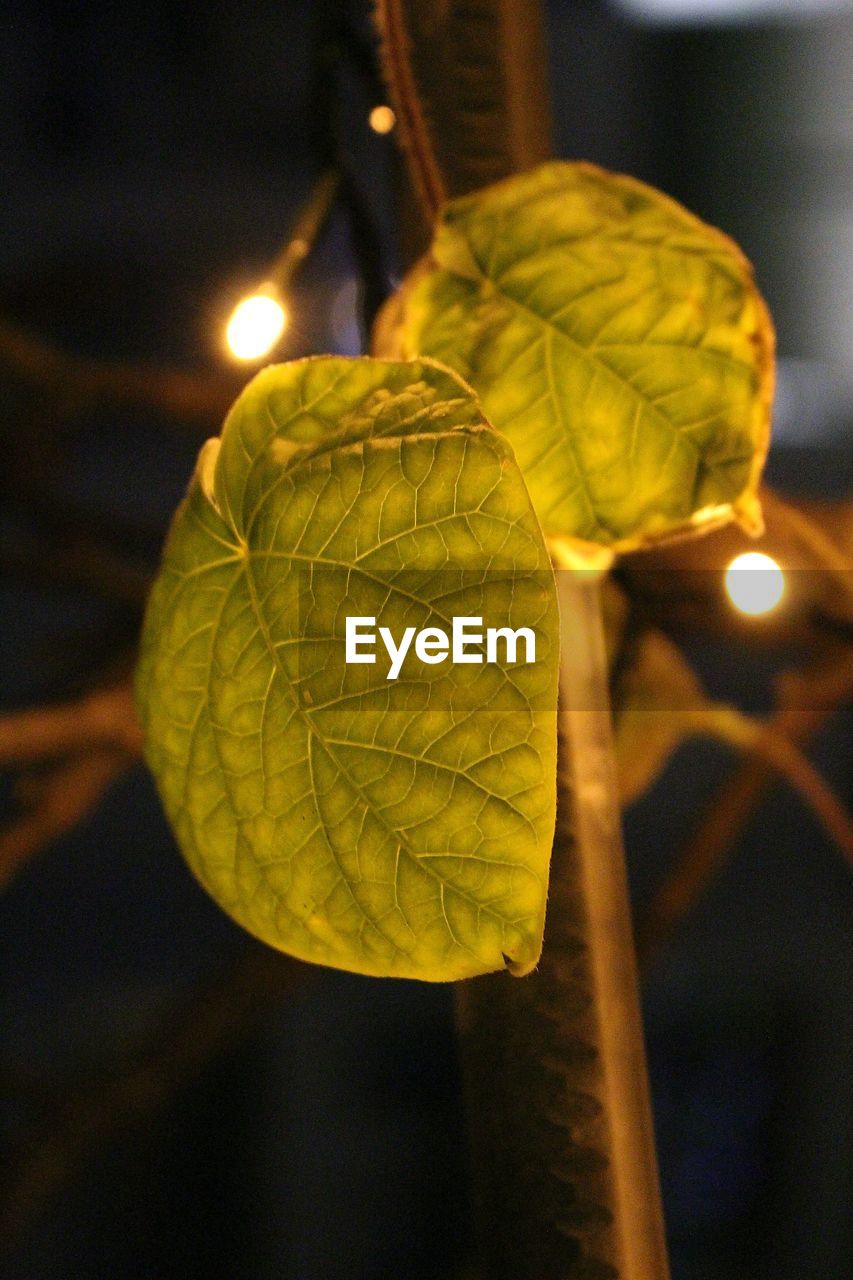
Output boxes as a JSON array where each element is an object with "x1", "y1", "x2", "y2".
[
  {"x1": 368, "y1": 104, "x2": 396, "y2": 134},
  {"x1": 725, "y1": 551, "x2": 785, "y2": 616},
  {"x1": 225, "y1": 290, "x2": 287, "y2": 361}
]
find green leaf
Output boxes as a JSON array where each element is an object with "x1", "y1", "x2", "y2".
[
  {"x1": 390, "y1": 161, "x2": 774, "y2": 551},
  {"x1": 136, "y1": 357, "x2": 559, "y2": 980}
]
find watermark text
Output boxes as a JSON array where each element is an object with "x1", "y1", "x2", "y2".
[{"x1": 345, "y1": 616, "x2": 536, "y2": 680}]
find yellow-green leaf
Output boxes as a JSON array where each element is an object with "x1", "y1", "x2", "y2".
[
  {"x1": 391, "y1": 161, "x2": 774, "y2": 551},
  {"x1": 135, "y1": 357, "x2": 559, "y2": 980}
]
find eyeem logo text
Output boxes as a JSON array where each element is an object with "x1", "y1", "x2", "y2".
[{"x1": 345, "y1": 616, "x2": 536, "y2": 680}]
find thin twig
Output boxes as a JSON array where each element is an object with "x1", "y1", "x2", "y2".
[
  {"x1": 673, "y1": 703, "x2": 853, "y2": 866},
  {"x1": 0, "y1": 316, "x2": 238, "y2": 426},
  {"x1": 265, "y1": 169, "x2": 341, "y2": 295},
  {"x1": 636, "y1": 660, "x2": 853, "y2": 970},
  {"x1": 0, "y1": 748, "x2": 136, "y2": 890},
  {"x1": 756, "y1": 724, "x2": 853, "y2": 865},
  {"x1": 0, "y1": 681, "x2": 142, "y2": 767}
]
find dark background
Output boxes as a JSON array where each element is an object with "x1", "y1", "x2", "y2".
[{"x1": 1, "y1": 1, "x2": 851, "y2": 1277}]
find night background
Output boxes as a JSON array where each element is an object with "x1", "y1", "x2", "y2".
[{"x1": 1, "y1": 1, "x2": 851, "y2": 1278}]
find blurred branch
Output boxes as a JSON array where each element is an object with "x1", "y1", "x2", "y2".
[
  {"x1": 0, "y1": 678, "x2": 143, "y2": 889},
  {"x1": 0, "y1": 315, "x2": 238, "y2": 427},
  {"x1": 680, "y1": 704, "x2": 853, "y2": 865},
  {"x1": 753, "y1": 722, "x2": 853, "y2": 865},
  {"x1": 0, "y1": 681, "x2": 141, "y2": 767},
  {"x1": 636, "y1": 658, "x2": 853, "y2": 970},
  {"x1": 0, "y1": 945, "x2": 314, "y2": 1251},
  {"x1": 0, "y1": 747, "x2": 136, "y2": 890}
]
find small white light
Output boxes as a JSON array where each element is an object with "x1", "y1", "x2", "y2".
[
  {"x1": 368, "y1": 104, "x2": 396, "y2": 135},
  {"x1": 725, "y1": 551, "x2": 785, "y2": 616},
  {"x1": 225, "y1": 291, "x2": 287, "y2": 361}
]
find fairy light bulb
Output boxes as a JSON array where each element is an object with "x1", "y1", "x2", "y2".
[
  {"x1": 368, "y1": 104, "x2": 396, "y2": 134},
  {"x1": 725, "y1": 551, "x2": 785, "y2": 616},
  {"x1": 225, "y1": 289, "x2": 287, "y2": 361}
]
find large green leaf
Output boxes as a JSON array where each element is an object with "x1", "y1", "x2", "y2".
[
  {"x1": 136, "y1": 357, "x2": 559, "y2": 980},
  {"x1": 388, "y1": 161, "x2": 774, "y2": 551}
]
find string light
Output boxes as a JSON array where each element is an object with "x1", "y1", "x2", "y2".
[
  {"x1": 225, "y1": 287, "x2": 287, "y2": 362},
  {"x1": 368, "y1": 105, "x2": 396, "y2": 134},
  {"x1": 725, "y1": 551, "x2": 785, "y2": 616},
  {"x1": 219, "y1": 170, "x2": 339, "y2": 365}
]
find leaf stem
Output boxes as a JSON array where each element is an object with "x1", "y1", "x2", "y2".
[
  {"x1": 454, "y1": 570, "x2": 671, "y2": 1279},
  {"x1": 556, "y1": 568, "x2": 669, "y2": 1280}
]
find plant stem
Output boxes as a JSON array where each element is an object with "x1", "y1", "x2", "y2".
[
  {"x1": 455, "y1": 569, "x2": 669, "y2": 1279},
  {"x1": 556, "y1": 568, "x2": 669, "y2": 1279},
  {"x1": 375, "y1": 0, "x2": 553, "y2": 231}
]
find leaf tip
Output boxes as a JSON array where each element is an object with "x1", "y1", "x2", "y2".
[
  {"x1": 735, "y1": 492, "x2": 765, "y2": 539},
  {"x1": 503, "y1": 951, "x2": 539, "y2": 978}
]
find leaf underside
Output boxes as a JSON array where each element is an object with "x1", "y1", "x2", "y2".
[
  {"x1": 392, "y1": 160, "x2": 775, "y2": 551},
  {"x1": 136, "y1": 357, "x2": 559, "y2": 980}
]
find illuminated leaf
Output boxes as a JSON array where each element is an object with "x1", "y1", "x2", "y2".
[
  {"x1": 391, "y1": 161, "x2": 774, "y2": 550},
  {"x1": 136, "y1": 357, "x2": 559, "y2": 980}
]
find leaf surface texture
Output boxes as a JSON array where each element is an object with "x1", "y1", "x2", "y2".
[
  {"x1": 136, "y1": 358, "x2": 559, "y2": 979},
  {"x1": 394, "y1": 161, "x2": 774, "y2": 549}
]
